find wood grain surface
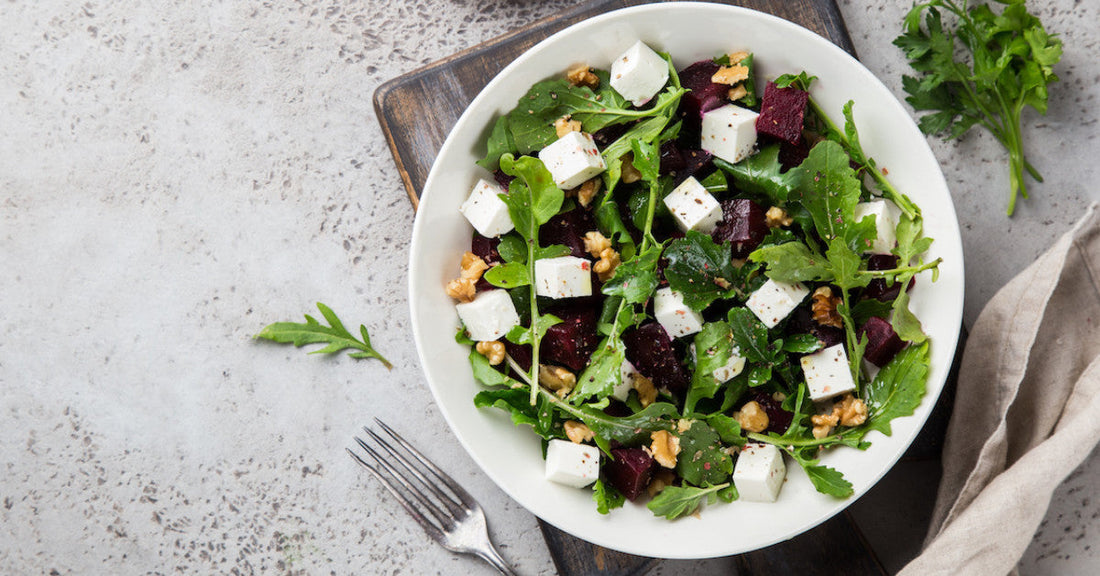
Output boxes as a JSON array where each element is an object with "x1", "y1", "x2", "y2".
[{"x1": 374, "y1": 1, "x2": 907, "y2": 574}]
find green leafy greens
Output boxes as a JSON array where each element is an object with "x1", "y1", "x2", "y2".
[
  {"x1": 256, "y1": 302, "x2": 391, "y2": 368},
  {"x1": 894, "y1": 0, "x2": 1062, "y2": 215}
]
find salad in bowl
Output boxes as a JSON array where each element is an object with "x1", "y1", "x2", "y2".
[{"x1": 409, "y1": 2, "x2": 963, "y2": 558}]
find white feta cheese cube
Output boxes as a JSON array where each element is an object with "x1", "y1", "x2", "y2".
[
  {"x1": 455, "y1": 289, "x2": 520, "y2": 342},
  {"x1": 689, "y1": 343, "x2": 747, "y2": 382},
  {"x1": 733, "y1": 443, "x2": 787, "y2": 502},
  {"x1": 612, "y1": 359, "x2": 641, "y2": 402},
  {"x1": 854, "y1": 199, "x2": 900, "y2": 254},
  {"x1": 654, "y1": 287, "x2": 704, "y2": 338},
  {"x1": 713, "y1": 346, "x2": 747, "y2": 382},
  {"x1": 701, "y1": 103, "x2": 759, "y2": 164},
  {"x1": 663, "y1": 176, "x2": 723, "y2": 233},
  {"x1": 545, "y1": 439, "x2": 600, "y2": 488},
  {"x1": 534, "y1": 256, "x2": 593, "y2": 299},
  {"x1": 609, "y1": 40, "x2": 670, "y2": 107},
  {"x1": 746, "y1": 279, "x2": 809, "y2": 328},
  {"x1": 538, "y1": 131, "x2": 606, "y2": 190},
  {"x1": 801, "y1": 343, "x2": 857, "y2": 402},
  {"x1": 459, "y1": 179, "x2": 513, "y2": 237}
]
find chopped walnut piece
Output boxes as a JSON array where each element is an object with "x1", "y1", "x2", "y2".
[
  {"x1": 633, "y1": 373, "x2": 658, "y2": 407},
  {"x1": 539, "y1": 365, "x2": 576, "y2": 397},
  {"x1": 648, "y1": 430, "x2": 681, "y2": 469},
  {"x1": 676, "y1": 419, "x2": 694, "y2": 434},
  {"x1": 765, "y1": 206, "x2": 793, "y2": 228},
  {"x1": 711, "y1": 64, "x2": 749, "y2": 85},
  {"x1": 812, "y1": 286, "x2": 844, "y2": 328},
  {"x1": 736, "y1": 400, "x2": 770, "y2": 433},
  {"x1": 713, "y1": 276, "x2": 732, "y2": 290},
  {"x1": 475, "y1": 340, "x2": 505, "y2": 365},
  {"x1": 621, "y1": 155, "x2": 643, "y2": 184},
  {"x1": 445, "y1": 277, "x2": 477, "y2": 302},
  {"x1": 811, "y1": 412, "x2": 840, "y2": 439},
  {"x1": 554, "y1": 115, "x2": 582, "y2": 138},
  {"x1": 593, "y1": 248, "x2": 621, "y2": 282},
  {"x1": 727, "y1": 84, "x2": 748, "y2": 102},
  {"x1": 563, "y1": 420, "x2": 595, "y2": 444},
  {"x1": 566, "y1": 64, "x2": 600, "y2": 89},
  {"x1": 835, "y1": 394, "x2": 868, "y2": 427},
  {"x1": 460, "y1": 251, "x2": 489, "y2": 280},
  {"x1": 727, "y1": 51, "x2": 749, "y2": 65},
  {"x1": 583, "y1": 231, "x2": 612, "y2": 258},
  {"x1": 576, "y1": 177, "x2": 602, "y2": 207},
  {"x1": 647, "y1": 468, "x2": 677, "y2": 498}
]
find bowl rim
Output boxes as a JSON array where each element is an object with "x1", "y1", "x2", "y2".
[{"x1": 409, "y1": 1, "x2": 964, "y2": 558}]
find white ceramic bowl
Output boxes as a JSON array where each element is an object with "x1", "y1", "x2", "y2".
[{"x1": 409, "y1": 2, "x2": 964, "y2": 559}]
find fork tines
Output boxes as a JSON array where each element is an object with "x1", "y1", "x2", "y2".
[{"x1": 347, "y1": 419, "x2": 477, "y2": 541}]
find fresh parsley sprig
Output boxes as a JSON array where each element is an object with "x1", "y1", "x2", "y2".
[
  {"x1": 256, "y1": 302, "x2": 392, "y2": 368},
  {"x1": 894, "y1": 0, "x2": 1062, "y2": 215}
]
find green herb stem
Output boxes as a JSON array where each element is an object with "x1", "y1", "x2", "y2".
[
  {"x1": 857, "y1": 258, "x2": 943, "y2": 280},
  {"x1": 527, "y1": 238, "x2": 543, "y2": 405}
]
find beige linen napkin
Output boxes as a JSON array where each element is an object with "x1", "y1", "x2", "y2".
[{"x1": 899, "y1": 203, "x2": 1100, "y2": 575}]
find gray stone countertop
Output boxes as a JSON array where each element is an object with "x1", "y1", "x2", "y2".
[{"x1": 1, "y1": 0, "x2": 1097, "y2": 574}]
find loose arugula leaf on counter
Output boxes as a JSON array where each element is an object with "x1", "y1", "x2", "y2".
[
  {"x1": 714, "y1": 145, "x2": 798, "y2": 205},
  {"x1": 647, "y1": 482, "x2": 732, "y2": 520},
  {"x1": 593, "y1": 479, "x2": 626, "y2": 515},
  {"x1": 256, "y1": 302, "x2": 392, "y2": 368},
  {"x1": 895, "y1": 0, "x2": 1062, "y2": 215},
  {"x1": 664, "y1": 231, "x2": 746, "y2": 311}
]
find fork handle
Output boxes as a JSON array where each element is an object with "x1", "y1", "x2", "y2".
[{"x1": 476, "y1": 546, "x2": 519, "y2": 576}]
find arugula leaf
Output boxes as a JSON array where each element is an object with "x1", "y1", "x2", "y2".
[
  {"x1": 256, "y1": 302, "x2": 392, "y2": 368},
  {"x1": 474, "y1": 388, "x2": 559, "y2": 440},
  {"x1": 686, "y1": 322, "x2": 733, "y2": 414},
  {"x1": 647, "y1": 483, "x2": 730, "y2": 520},
  {"x1": 773, "y1": 71, "x2": 818, "y2": 90},
  {"x1": 792, "y1": 140, "x2": 872, "y2": 247},
  {"x1": 664, "y1": 231, "x2": 743, "y2": 311},
  {"x1": 699, "y1": 169, "x2": 728, "y2": 194},
  {"x1": 726, "y1": 308, "x2": 771, "y2": 364},
  {"x1": 505, "y1": 313, "x2": 562, "y2": 346},
  {"x1": 738, "y1": 53, "x2": 759, "y2": 108},
  {"x1": 861, "y1": 342, "x2": 929, "y2": 436},
  {"x1": 593, "y1": 479, "x2": 626, "y2": 515},
  {"x1": 894, "y1": 0, "x2": 1062, "y2": 215},
  {"x1": 571, "y1": 335, "x2": 626, "y2": 404},
  {"x1": 714, "y1": 145, "x2": 799, "y2": 205},
  {"x1": 496, "y1": 234, "x2": 527, "y2": 263},
  {"x1": 484, "y1": 262, "x2": 531, "y2": 288},
  {"x1": 467, "y1": 347, "x2": 523, "y2": 388},
  {"x1": 705, "y1": 414, "x2": 745, "y2": 447},
  {"x1": 749, "y1": 241, "x2": 832, "y2": 283},
  {"x1": 601, "y1": 246, "x2": 662, "y2": 305},
  {"x1": 549, "y1": 395, "x2": 678, "y2": 453},
  {"x1": 792, "y1": 451, "x2": 855, "y2": 498},
  {"x1": 595, "y1": 201, "x2": 636, "y2": 261},
  {"x1": 675, "y1": 420, "x2": 734, "y2": 487}
]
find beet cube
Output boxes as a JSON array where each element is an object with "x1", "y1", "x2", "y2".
[
  {"x1": 786, "y1": 307, "x2": 844, "y2": 349},
  {"x1": 622, "y1": 322, "x2": 689, "y2": 392},
  {"x1": 471, "y1": 234, "x2": 503, "y2": 265},
  {"x1": 592, "y1": 123, "x2": 631, "y2": 149},
  {"x1": 659, "y1": 140, "x2": 687, "y2": 175},
  {"x1": 749, "y1": 391, "x2": 793, "y2": 435},
  {"x1": 492, "y1": 169, "x2": 515, "y2": 190},
  {"x1": 605, "y1": 448, "x2": 657, "y2": 501},
  {"x1": 676, "y1": 60, "x2": 728, "y2": 145},
  {"x1": 540, "y1": 304, "x2": 600, "y2": 373},
  {"x1": 862, "y1": 255, "x2": 915, "y2": 302},
  {"x1": 778, "y1": 137, "x2": 810, "y2": 171},
  {"x1": 502, "y1": 340, "x2": 532, "y2": 380},
  {"x1": 756, "y1": 82, "x2": 809, "y2": 146},
  {"x1": 861, "y1": 316, "x2": 907, "y2": 367},
  {"x1": 541, "y1": 206, "x2": 596, "y2": 259},
  {"x1": 711, "y1": 199, "x2": 768, "y2": 258}
]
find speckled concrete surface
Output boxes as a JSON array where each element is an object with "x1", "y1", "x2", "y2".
[{"x1": 0, "y1": 1, "x2": 1097, "y2": 574}]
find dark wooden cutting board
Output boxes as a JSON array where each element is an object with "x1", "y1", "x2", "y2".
[{"x1": 375, "y1": 1, "x2": 926, "y2": 574}]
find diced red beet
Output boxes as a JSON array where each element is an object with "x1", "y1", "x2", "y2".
[
  {"x1": 540, "y1": 304, "x2": 600, "y2": 373},
  {"x1": 756, "y1": 82, "x2": 809, "y2": 146},
  {"x1": 711, "y1": 199, "x2": 768, "y2": 258},
  {"x1": 659, "y1": 140, "x2": 686, "y2": 174},
  {"x1": 749, "y1": 391, "x2": 793, "y2": 435},
  {"x1": 787, "y1": 307, "x2": 845, "y2": 349},
  {"x1": 605, "y1": 448, "x2": 657, "y2": 501},
  {"x1": 778, "y1": 137, "x2": 810, "y2": 171},
  {"x1": 676, "y1": 60, "x2": 728, "y2": 145},
  {"x1": 492, "y1": 169, "x2": 515, "y2": 190},
  {"x1": 862, "y1": 254, "x2": 915, "y2": 302},
  {"x1": 861, "y1": 316, "x2": 907, "y2": 367},
  {"x1": 592, "y1": 123, "x2": 631, "y2": 149},
  {"x1": 623, "y1": 322, "x2": 689, "y2": 392},
  {"x1": 541, "y1": 206, "x2": 597, "y2": 259},
  {"x1": 471, "y1": 234, "x2": 503, "y2": 265},
  {"x1": 502, "y1": 340, "x2": 532, "y2": 381}
]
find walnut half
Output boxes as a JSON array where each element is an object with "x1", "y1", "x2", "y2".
[
  {"x1": 812, "y1": 286, "x2": 843, "y2": 328},
  {"x1": 563, "y1": 420, "x2": 595, "y2": 444},
  {"x1": 647, "y1": 430, "x2": 681, "y2": 469},
  {"x1": 736, "y1": 400, "x2": 770, "y2": 433},
  {"x1": 539, "y1": 365, "x2": 576, "y2": 397},
  {"x1": 475, "y1": 340, "x2": 505, "y2": 365}
]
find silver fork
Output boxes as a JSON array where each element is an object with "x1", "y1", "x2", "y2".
[{"x1": 347, "y1": 419, "x2": 518, "y2": 575}]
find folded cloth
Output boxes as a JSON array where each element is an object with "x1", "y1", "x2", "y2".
[{"x1": 900, "y1": 204, "x2": 1100, "y2": 576}]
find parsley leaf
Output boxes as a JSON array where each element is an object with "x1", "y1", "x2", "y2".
[
  {"x1": 894, "y1": 0, "x2": 1062, "y2": 215},
  {"x1": 256, "y1": 302, "x2": 392, "y2": 368}
]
